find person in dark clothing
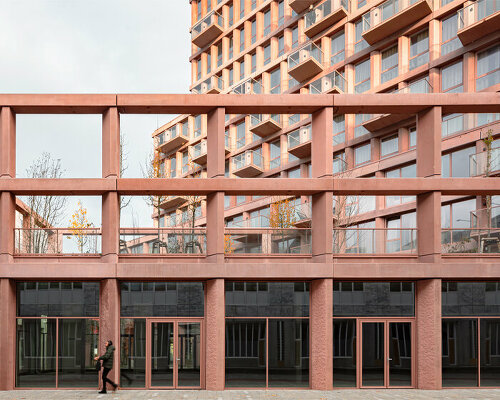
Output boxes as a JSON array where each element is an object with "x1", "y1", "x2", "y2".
[{"x1": 95, "y1": 340, "x2": 118, "y2": 394}]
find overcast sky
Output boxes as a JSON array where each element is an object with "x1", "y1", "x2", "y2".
[{"x1": 1, "y1": 0, "x2": 191, "y2": 227}]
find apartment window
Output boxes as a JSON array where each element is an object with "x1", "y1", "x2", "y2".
[
  {"x1": 263, "y1": 44, "x2": 271, "y2": 65},
  {"x1": 278, "y1": 35, "x2": 285, "y2": 57},
  {"x1": 442, "y1": 146, "x2": 476, "y2": 177},
  {"x1": 288, "y1": 75, "x2": 298, "y2": 89},
  {"x1": 358, "y1": 0, "x2": 367, "y2": 8},
  {"x1": 381, "y1": 46, "x2": 398, "y2": 83},
  {"x1": 197, "y1": 58, "x2": 202, "y2": 81},
  {"x1": 442, "y1": 113, "x2": 464, "y2": 137},
  {"x1": 197, "y1": 0, "x2": 202, "y2": 20},
  {"x1": 207, "y1": 0, "x2": 212, "y2": 13},
  {"x1": 477, "y1": 113, "x2": 500, "y2": 126},
  {"x1": 182, "y1": 121, "x2": 189, "y2": 137},
  {"x1": 333, "y1": 152, "x2": 346, "y2": 175},
  {"x1": 217, "y1": 42, "x2": 223, "y2": 67},
  {"x1": 345, "y1": 194, "x2": 376, "y2": 216},
  {"x1": 228, "y1": 3, "x2": 234, "y2": 26},
  {"x1": 225, "y1": 161, "x2": 230, "y2": 178},
  {"x1": 240, "y1": 60, "x2": 245, "y2": 80},
  {"x1": 409, "y1": 127, "x2": 417, "y2": 148},
  {"x1": 270, "y1": 140, "x2": 281, "y2": 169},
  {"x1": 182, "y1": 151, "x2": 189, "y2": 174},
  {"x1": 229, "y1": 37, "x2": 234, "y2": 60},
  {"x1": 194, "y1": 115, "x2": 202, "y2": 137},
  {"x1": 278, "y1": 1, "x2": 285, "y2": 26},
  {"x1": 441, "y1": 199, "x2": 476, "y2": 243},
  {"x1": 355, "y1": 143, "x2": 371, "y2": 166},
  {"x1": 251, "y1": 0, "x2": 257, "y2": 10},
  {"x1": 381, "y1": 135, "x2": 398, "y2": 158},
  {"x1": 386, "y1": 212, "x2": 417, "y2": 253},
  {"x1": 354, "y1": 20, "x2": 369, "y2": 53},
  {"x1": 442, "y1": 61, "x2": 463, "y2": 93},
  {"x1": 264, "y1": 9, "x2": 271, "y2": 36},
  {"x1": 251, "y1": 19, "x2": 257, "y2": 44},
  {"x1": 169, "y1": 156, "x2": 177, "y2": 178},
  {"x1": 251, "y1": 53, "x2": 257, "y2": 73},
  {"x1": 385, "y1": 164, "x2": 416, "y2": 207},
  {"x1": 477, "y1": 44, "x2": 500, "y2": 91},
  {"x1": 236, "y1": 195, "x2": 246, "y2": 205},
  {"x1": 288, "y1": 167, "x2": 301, "y2": 178},
  {"x1": 270, "y1": 68, "x2": 281, "y2": 94},
  {"x1": 333, "y1": 115, "x2": 345, "y2": 145},
  {"x1": 236, "y1": 121, "x2": 246, "y2": 149},
  {"x1": 330, "y1": 31, "x2": 345, "y2": 65},
  {"x1": 354, "y1": 114, "x2": 370, "y2": 137},
  {"x1": 441, "y1": 0, "x2": 453, "y2": 5},
  {"x1": 240, "y1": 0, "x2": 245, "y2": 18},
  {"x1": 207, "y1": 52, "x2": 211, "y2": 74},
  {"x1": 410, "y1": 30, "x2": 429, "y2": 70},
  {"x1": 355, "y1": 59, "x2": 370, "y2": 93},
  {"x1": 291, "y1": 26, "x2": 299, "y2": 49},
  {"x1": 229, "y1": 67, "x2": 234, "y2": 86},
  {"x1": 441, "y1": 13, "x2": 461, "y2": 56},
  {"x1": 240, "y1": 28, "x2": 245, "y2": 52}
]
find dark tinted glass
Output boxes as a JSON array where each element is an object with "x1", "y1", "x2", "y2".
[
  {"x1": 480, "y1": 319, "x2": 500, "y2": 387},
  {"x1": 120, "y1": 282, "x2": 204, "y2": 317},
  {"x1": 268, "y1": 319, "x2": 309, "y2": 387},
  {"x1": 333, "y1": 319, "x2": 356, "y2": 387},
  {"x1": 225, "y1": 282, "x2": 309, "y2": 317},
  {"x1": 362, "y1": 322, "x2": 384, "y2": 387},
  {"x1": 225, "y1": 319, "x2": 266, "y2": 387},
  {"x1": 120, "y1": 318, "x2": 146, "y2": 387},
  {"x1": 17, "y1": 282, "x2": 99, "y2": 317},
  {"x1": 16, "y1": 318, "x2": 57, "y2": 387},
  {"x1": 333, "y1": 282, "x2": 414, "y2": 317},
  {"x1": 442, "y1": 282, "x2": 500, "y2": 316},
  {"x1": 442, "y1": 319, "x2": 478, "y2": 387}
]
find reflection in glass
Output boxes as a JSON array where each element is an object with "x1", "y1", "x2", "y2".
[
  {"x1": 225, "y1": 319, "x2": 266, "y2": 387},
  {"x1": 362, "y1": 322, "x2": 384, "y2": 387},
  {"x1": 389, "y1": 322, "x2": 412, "y2": 387},
  {"x1": 150, "y1": 322, "x2": 174, "y2": 387},
  {"x1": 120, "y1": 319, "x2": 146, "y2": 388},
  {"x1": 268, "y1": 319, "x2": 309, "y2": 388},
  {"x1": 178, "y1": 323, "x2": 201, "y2": 387},
  {"x1": 333, "y1": 319, "x2": 356, "y2": 387},
  {"x1": 480, "y1": 319, "x2": 500, "y2": 387},
  {"x1": 58, "y1": 319, "x2": 99, "y2": 387},
  {"x1": 442, "y1": 319, "x2": 478, "y2": 387},
  {"x1": 16, "y1": 318, "x2": 57, "y2": 387}
]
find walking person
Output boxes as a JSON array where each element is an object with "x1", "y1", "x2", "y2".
[{"x1": 95, "y1": 340, "x2": 118, "y2": 394}]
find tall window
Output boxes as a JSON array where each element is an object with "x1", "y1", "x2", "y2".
[
  {"x1": 229, "y1": 67, "x2": 234, "y2": 86},
  {"x1": 194, "y1": 115, "x2": 202, "y2": 137},
  {"x1": 206, "y1": 0, "x2": 211, "y2": 13},
  {"x1": 381, "y1": 46, "x2": 398, "y2": 83},
  {"x1": 217, "y1": 42, "x2": 223, "y2": 67},
  {"x1": 170, "y1": 156, "x2": 177, "y2": 178},
  {"x1": 263, "y1": 44, "x2": 271, "y2": 65},
  {"x1": 441, "y1": 13, "x2": 461, "y2": 55},
  {"x1": 251, "y1": 0, "x2": 257, "y2": 10},
  {"x1": 385, "y1": 164, "x2": 416, "y2": 207},
  {"x1": 386, "y1": 212, "x2": 417, "y2": 253},
  {"x1": 228, "y1": 36, "x2": 233, "y2": 60},
  {"x1": 354, "y1": 114, "x2": 370, "y2": 137},
  {"x1": 270, "y1": 68, "x2": 281, "y2": 94},
  {"x1": 278, "y1": 1, "x2": 285, "y2": 26},
  {"x1": 442, "y1": 61, "x2": 463, "y2": 93},
  {"x1": 228, "y1": 3, "x2": 234, "y2": 26},
  {"x1": 239, "y1": 27, "x2": 245, "y2": 52},
  {"x1": 355, "y1": 143, "x2": 371, "y2": 166},
  {"x1": 380, "y1": 134, "x2": 398, "y2": 158},
  {"x1": 410, "y1": 30, "x2": 429, "y2": 70},
  {"x1": 409, "y1": 126, "x2": 417, "y2": 148},
  {"x1": 239, "y1": 60, "x2": 245, "y2": 80},
  {"x1": 197, "y1": 0, "x2": 202, "y2": 20},
  {"x1": 239, "y1": 0, "x2": 245, "y2": 19},
  {"x1": 333, "y1": 152, "x2": 346, "y2": 174},
  {"x1": 264, "y1": 9, "x2": 271, "y2": 36},
  {"x1": 251, "y1": 19, "x2": 257, "y2": 44},
  {"x1": 251, "y1": 52, "x2": 257, "y2": 73},
  {"x1": 333, "y1": 115, "x2": 345, "y2": 145},
  {"x1": 206, "y1": 52, "x2": 211, "y2": 74},
  {"x1": 442, "y1": 147, "x2": 476, "y2": 177},
  {"x1": 355, "y1": 20, "x2": 369, "y2": 53},
  {"x1": 278, "y1": 35, "x2": 285, "y2": 57},
  {"x1": 182, "y1": 151, "x2": 189, "y2": 174},
  {"x1": 236, "y1": 121, "x2": 246, "y2": 149},
  {"x1": 196, "y1": 58, "x2": 201, "y2": 81},
  {"x1": 355, "y1": 59, "x2": 371, "y2": 93},
  {"x1": 291, "y1": 26, "x2": 299, "y2": 49},
  {"x1": 270, "y1": 140, "x2": 281, "y2": 169},
  {"x1": 330, "y1": 31, "x2": 345, "y2": 65},
  {"x1": 477, "y1": 44, "x2": 500, "y2": 91}
]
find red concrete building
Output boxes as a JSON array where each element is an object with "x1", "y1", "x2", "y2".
[{"x1": 1, "y1": 0, "x2": 500, "y2": 392}]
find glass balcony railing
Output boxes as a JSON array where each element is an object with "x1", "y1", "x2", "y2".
[
  {"x1": 231, "y1": 78, "x2": 263, "y2": 94},
  {"x1": 470, "y1": 147, "x2": 500, "y2": 176},
  {"x1": 191, "y1": 75, "x2": 224, "y2": 94},
  {"x1": 14, "y1": 228, "x2": 102, "y2": 255},
  {"x1": 471, "y1": 205, "x2": 500, "y2": 230},
  {"x1": 363, "y1": 0, "x2": 419, "y2": 31},
  {"x1": 250, "y1": 114, "x2": 282, "y2": 128},
  {"x1": 288, "y1": 125, "x2": 312, "y2": 151},
  {"x1": 304, "y1": 0, "x2": 350, "y2": 37},
  {"x1": 190, "y1": 140, "x2": 207, "y2": 164},
  {"x1": 288, "y1": 42, "x2": 324, "y2": 70},
  {"x1": 442, "y1": 228, "x2": 500, "y2": 254},
  {"x1": 232, "y1": 150, "x2": 263, "y2": 171},
  {"x1": 395, "y1": 78, "x2": 432, "y2": 94},
  {"x1": 249, "y1": 114, "x2": 283, "y2": 137},
  {"x1": 191, "y1": 10, "x2": 224, "y2": 47},
  {"x1": 120, "y1": 228, "x2": 206, "y2": 255},
  {"x1": 224, "y1": 228, "x2": 312, "y2": 255},
  {"x1": 309, "y1": 70, "x2": 346, "y2": 94},
  {"x1": 333, "y1": 228, "x2": 418, "y2": 254},
  {"x1": 458, "y1": 0, "x2": 499, "y2": 30}
]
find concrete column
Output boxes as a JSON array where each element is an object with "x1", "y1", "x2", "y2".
[
  {"x1": 0, "y1": 279, "x2": 16, "y2": 390},
  {"x1": 0, "y1": 107, "x2": 16, "y2": 178},
  {"x1": 205, "y1": 279, "x2": 225, "y2": 390},
  {"x1": 100, "y1": 279, "x2": 121, "y2": 385},
  {"x1": 310, "y1": 279, "x2": 333, "y2": 390},
  {"x1": 102, "y1": 107, "x2": 120, "y2": 179},
  {"x1": 416, "y1": 279, "x2": 442, "y2": 389}
]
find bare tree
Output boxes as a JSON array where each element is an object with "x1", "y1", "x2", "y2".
[{"x1": 120, "y1": 131, "x2": 131, "y2": 211}]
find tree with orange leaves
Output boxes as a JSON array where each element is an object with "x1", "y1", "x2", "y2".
[{"x1": 68, "y1": 200, "x2": 94, "y2": 253}]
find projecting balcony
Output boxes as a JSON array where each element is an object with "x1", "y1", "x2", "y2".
[
  {"x1": 231, "y1": 78, "x2": 263, "y2": 94},
  {"x1": 304, "y1": 0, "x2": 350, "y2": 38},
  {"x1": 232, "y1": 150, "x2": 263, "y2": 177},
  {"x1": 287, "y1": 43, "x2": 324, "y2": 82},
  {"x1": 442, "y1": 228, "x2": 500, "y2": 254},
  {"x1": 289, "y1": 0, "x2": 317, "y2": 13},
  {"x1": 160, "y1": 195, "x2": 188, "y2": 210},
  {"x1": 363, "y1": 79, "x2": 432, "y2": 131},
  {"x1": 309, "y1": 70, "x2": 346, "y2": 94},
  {"x1": 288, "y1": 125, "x2": 312, "y2": 158},
  {"x1": 292, "y1": 202, "x2": 312, "y2": 228},
  {"x1": 156, "y1": 126, "x2": 189, "y2": 154},
  {"x1": 469, "y1": 147, "x2": 500, "y2": 176},
  {"x1": 249, "y1": 114, "x2": 282, "y2": 138},
  {"x1": 457, "y1": 0, "x2": 500, "y2": 45},
  {"x1": 190, "y1": 139, "x2": 208, "y2": 165},
  {"x1": 191, "y1": 10, "x2": 224, "y2": 48},
  {"x1": 362, "y1": 0, "x2": 432, "y2": 45},
  {"x1": 191, "y1": 75, "x2": 224, "y2": 94},
  {"x1": 333, "y1": 228, "x2": 418, "y2": 254}
]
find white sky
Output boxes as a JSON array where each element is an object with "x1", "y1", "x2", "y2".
[{"x1": 0, "y1": 0, "x2": 192, "y2": 227}]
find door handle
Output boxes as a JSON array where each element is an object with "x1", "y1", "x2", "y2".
[{"x1": 388, "y1": 358, "x2": 392, "y2": 361}]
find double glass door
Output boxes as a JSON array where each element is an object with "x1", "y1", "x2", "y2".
[
  {"x1": 360, "y1": 320, "x2": 413, "y2": 388},
  {"x1": 147, "y1": 320, "x2": 202, "y2": 389}
]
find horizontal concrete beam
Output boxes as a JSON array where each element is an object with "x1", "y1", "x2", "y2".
[
  {"x1": 0, "y1": 94, "x2": 117, "y2": 113},
  {"x1": 1, "y1": 177, "x2": 499, "y2": 195}
]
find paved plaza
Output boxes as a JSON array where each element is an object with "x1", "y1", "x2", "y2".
[{"x1": 2, "y1": 390, "x2": 500, "y2": 400}]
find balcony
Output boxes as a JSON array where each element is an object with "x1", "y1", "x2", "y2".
[
  {"x1": 232, "y1": 150, "x2": 263, "y2": 177},
  {"x1": 309, "y1": 70, "x2": 346, "y2": 94},
  {"x1": 287, "y1": 43, "x2": 324, "y2": 83},
  {"x1": 362, "y1": 0, "x2": 432, "y2": 45},
  {"x1": 442, "y1": 228, "x2": 500, "y2": 254},
  {"x1": 289, "y1": 0, "x2": 317, "y2": 13},
  {"x1": 160, "y1": 195, "x2": 188, "y2": 210},
  {"x1": 288, "y1": 125, "x2": 312, "y2": 158},
  {"x1": 231, "y1": 78, "x2": 263, "y2": 94},
  {"x1": 249, "y1": 114, "x2": 282, "y2": 138},
  {"x1": 292, "y1": 202, "x2": 312, "y2": 228},
  {"x1": 363, "y1": 79, "x2": 432, "y2": 131},
  {"x1": 191, "y1": 10, "x2": 224, "y2": 48},
  {"x1": 225, "y1": 228, "x2": 312, "y2": 255},
  {"x1": 458, "y1": 0, "x2": 500, "y2": 45},
  {"x1": 191, "y1": 75, "x2": 224, "y2": 94},
  {"x1": 14, "y1": 228, "x2": 102, "y2": 255},
  {"x1": 190, "y1": 139, "x2": 208, "y2": 165},
  {"x1": 333, "y1": 228, "x2": 417, "y2": 254},
  {"x1": 156, "y1": 125, "x2": 189, "y2": 154},
  {"x1": 470, "y1": 147, "x2": 500, "y2": 176},
  {"x1": 304, "y1": 0, "x2": 350, "y2": 38},
  {"x1": 119, "y1": 228, "x2": 206, "y2": 255}
]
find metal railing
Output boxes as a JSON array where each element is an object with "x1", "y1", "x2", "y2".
[
  {"x1": 119, "y1": 228, "x2": 206, "y2": 255},
  {"x1": 191, "y1": 75, "x2": 224, "y2": 94},
  {"x1": 309, "y1": 70, "x2": 346, "y2": 94},
  {"x1": 458, "y1": 0, "x2": 499, "y2": 30},
  {"x1": 232, "y1": 150, "x2": 263, "y2": 171},
  {"x1": 224, "y1": 228, "x2": 312, "y2": 255},
  {"x1": 362, "y1": 0, "x2": 422, "y2": 31},
  {"x1": 469, "y1": 147, "x2": 500, "y2": 176},
  {"x1": 250, "y1": 114, "x2": 282, "y2": 128},
  {"x1": 441, "y1": 228, "x2": 500, "y2": 253},
  {"x1": 231, "y1": 78, "x2": 263, "y2": 94},
  {"x1": 288, "y1": 124, "x2": 312, "y2": 150},
  {"x1": 190, "y1": 140, "x2": 207, "y2": 161},
  {"x1": 394, "y1": 78, "x2": 432, "y2": 94},
  {"x1": 304, "y1": 0, "x2": 350, "y2": 29},
  {"x1": 471, "y1": 205, "x2": 500, "y2": 229},
  {"x1": 288, "y1": 42, "x2": 323, "y2": 70},
  {"x1": 191, "y1": 10, "x2": 224, "y2": 40},
  {"x1": 333, "y1": 228, "x2": 418, "y2": 254},
  {"x1": 14, "y1": 228, "x2": 102, "y2": 255}
]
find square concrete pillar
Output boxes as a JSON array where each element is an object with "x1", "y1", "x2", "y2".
[
  {"x1": 0, "y1": 279, "x2": 16, "y2": 390},
  {"x1": 310, "y1": 279, "x2": 333, "y2": 390},
  {"x1": 416, "y1": 279, "x2": 442, "y2": 389},
  {"x1": 100, "y1": 279, "x2": 121, "y2": 385},
  {"x1": 0, "y1": 107, "x2": 16, "y2": 178},
  {"x1": 101, "y1": 192, "x2": 120, "y2": 261},
  {"x1": 205, "y1": 278, "x2": 225, "y2": 390},
  {"x1": 102, "y1": 107, "x2": 120, "y2": 179},
  {"x1": 0, "y1": 192, "x2": 16, "y2": 261}
]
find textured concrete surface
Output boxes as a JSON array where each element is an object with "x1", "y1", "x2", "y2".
[{"x1": 2, "y1": 390, "x2": 500, "y2": 400}]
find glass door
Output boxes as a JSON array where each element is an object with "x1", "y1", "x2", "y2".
[
  {"x1": 177, "y1": 322, "x2": 201, "y2": 388},
  {"x1": 361, "y1": 322, "x2": 385, "y2": 387},
  {"x1": 150, "y1": 322, "x2": 174, "y2": 388}
]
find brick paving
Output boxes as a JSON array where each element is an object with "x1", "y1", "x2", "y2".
[{"x1": 2, "y1": 390, "x2": 500, "y2": 400}]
